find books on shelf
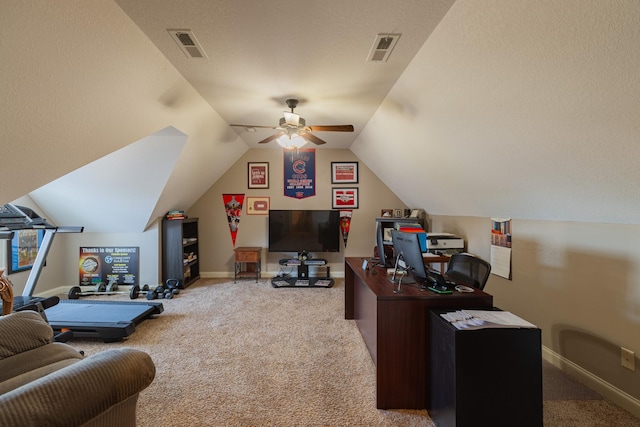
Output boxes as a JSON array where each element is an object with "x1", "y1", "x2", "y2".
[
  {"x1": 440, "y1": 310, "x2": 537, "y2": 330},
  {"x1": 395, "y1": 222, "x2": 424, "y2": 232},
  {"x1": 166, "y1": 210, "x2": 186, "y2": 220}
]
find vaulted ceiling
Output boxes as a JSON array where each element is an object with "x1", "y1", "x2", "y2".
[
  {"x1": 3, "y1": 1, "x2": 640, "y2": 230},
  {"x1": 113, "y1": 0, "x2": 455, "y2": 149}
]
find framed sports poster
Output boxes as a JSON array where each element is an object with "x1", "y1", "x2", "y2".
[
  {"x1": 332, "y1": 187, "x2": 359, "y2": 209},
  {"x1": 331, "y1": 161, "x2": 358, "y2": 184},
  {"x1": 248, "y1": 162, "x2": 269, "y2": 189},
  {"x1": 7, "y1": 229, "x2": 45, "y2": 274}
]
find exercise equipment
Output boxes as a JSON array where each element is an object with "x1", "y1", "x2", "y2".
[
  {"x1": 129, "y1": 284, "x2": 167, "y2": 300},
  {"x1": 67, "y1": 283, "x2": 132, "y2": 299},
  {"x1": 3, "y1": 204, "x2": 164, "y2": 342}
]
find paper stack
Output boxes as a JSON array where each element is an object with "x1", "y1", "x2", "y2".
[{"x1": 440, "y1": 310, "x2": 536, "y2": 330}]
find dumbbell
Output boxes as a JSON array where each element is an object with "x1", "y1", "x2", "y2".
[
  {"x1": 129, "y1": 284, "x2": 158, "y2": 300},
  {"x1": 155, "y1": 285, "x2": 175, "y2": 300},
  {"x1": 131, "y1": 284, "x2": 175, "y2": 300},
  {"x1": 164, "y1": 279, "x2": 181, "y2": 296},
  {"x1": 68, "y1": 282, "x2": 129, "y2": 299}
]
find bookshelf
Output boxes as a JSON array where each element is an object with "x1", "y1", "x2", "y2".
[{"x1": 162, "y1": 218, "x2": 200, "y2": 288}]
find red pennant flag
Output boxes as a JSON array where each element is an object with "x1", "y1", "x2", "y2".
[
  {"x1": 339, "y1": 210, "x2": 352, "y2": 247},
  {"x1": 222, "y1": 194, "x2": 244, "y2": 246}
]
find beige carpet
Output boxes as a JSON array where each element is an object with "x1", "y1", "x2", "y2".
[{"x1": 68, "y1": 278, "x2": 639, "y2": 427}]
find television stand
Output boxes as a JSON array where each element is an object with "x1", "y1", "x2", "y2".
[{"x1": 272, "y1": 258, "x2": 334, "y2": 288}]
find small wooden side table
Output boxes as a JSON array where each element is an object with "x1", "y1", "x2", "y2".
[{"x1": 234, "y1": 247, "x2": 261, "y2": 283}]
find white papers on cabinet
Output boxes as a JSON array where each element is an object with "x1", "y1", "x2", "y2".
[{"x1": 440, "y1": 310, "x2": 536, "y2": 330}]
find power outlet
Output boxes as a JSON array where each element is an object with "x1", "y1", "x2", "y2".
[{"x1": 621, "y1": 347, "x2": 635, "y2": 371}]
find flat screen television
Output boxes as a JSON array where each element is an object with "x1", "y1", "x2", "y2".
[{"x1": 268, "y1": 210, "x2": 341, "y2": 253}]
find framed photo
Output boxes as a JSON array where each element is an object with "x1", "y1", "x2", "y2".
[
  {"x1": 394, "y1": 209, "x2": 403, "y2": 218},
  {"x1": 381, "y1": 209, "x2": 393, "y2": 217},
  {"x1": 246, "y1": 196, "x2": 270, "y2": 215},
  {"x1": 331, "y1": 162, "x2": 358, "y2": 184},
  {"x1": 7, "y1": 229, "x2": 45, "y2": 274},
  {"x1": 332, "y1": 187, "x2": 359, "y2": 209},
  {"x1": 248, "y1": 162, "x2": 269, "y2": 189}
]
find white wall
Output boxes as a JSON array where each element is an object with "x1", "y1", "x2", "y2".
[{"x1": 353, "y1": 0, "x2": 640, "y2": 224}]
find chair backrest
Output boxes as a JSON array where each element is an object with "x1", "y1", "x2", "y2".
[{"x1": 445, "y1": 253, "x2": 491, "y2": 290}]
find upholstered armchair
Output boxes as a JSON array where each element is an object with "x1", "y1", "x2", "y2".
[{"x1": 0, "y1": 310, "x2": 155, "y2": 427}]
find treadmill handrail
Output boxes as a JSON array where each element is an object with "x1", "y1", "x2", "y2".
[{"x1": 22, "y1": 226, "x2": 83, "y2": 298}]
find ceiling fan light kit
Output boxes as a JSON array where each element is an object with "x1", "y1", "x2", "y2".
[
  {"x1": 230, "y1": 98, "x2": 354, "y2": 149},
  {"x1": 277, "y1": 133, "x2": 307, "y2": 149}
]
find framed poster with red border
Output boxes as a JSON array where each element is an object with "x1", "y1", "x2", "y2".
[{"x1": 332, "y1": 187, "x2": 359, "y2": 209}]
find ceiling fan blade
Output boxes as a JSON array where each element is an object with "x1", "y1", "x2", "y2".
[
  {"x1": 307, "y1": 125, "x2": 354, "y2": 132},
  {"x1": 230, "y1": 124, "x2": 278, "y2": 129},
  {"x1": 257, "y1": 133, "x2": 282, "y2": 144},
  {"x1": 301, "y1": 133, "x2": 326, "y2": 145}
]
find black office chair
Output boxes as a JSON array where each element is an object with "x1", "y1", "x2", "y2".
[{"x1": 444, "y1": 253, "x2": 491, "y2": 290}]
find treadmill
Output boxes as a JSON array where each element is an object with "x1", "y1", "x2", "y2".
[{"x1": 2, "y1": 204, "x2": 163, "y2": 342}]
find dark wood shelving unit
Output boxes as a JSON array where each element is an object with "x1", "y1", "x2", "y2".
[{"x1": 162, "y1": 218, "x2": 200, "y2": 288}]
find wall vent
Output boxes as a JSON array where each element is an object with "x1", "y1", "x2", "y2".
[
  {"x1": 367, "y1": 33, "x2": 400, "y2": 62},
  {"x1": 167, "y1": 29, "x2": 208, "y2": 59}
]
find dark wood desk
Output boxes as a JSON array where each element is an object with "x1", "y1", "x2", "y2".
[{"x1": 344, "y1": 257, "x2": 493, "y2": 410}]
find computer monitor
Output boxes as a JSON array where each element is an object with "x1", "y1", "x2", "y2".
[
  {"x1": 391, "y1": 230, "x2": 451, "y2": 293},
  {"x1": 390, "y1": 230, "x2": 425, "y2": 285},
  {"x1": 375, "y1": 221, "x2": 393, "y2": 267}
]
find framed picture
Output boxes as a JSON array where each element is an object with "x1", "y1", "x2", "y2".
[
  {"x1": 332, "y1": 187, "x2": 359, "y2": 209},
  {"x1": 381, "y1": 209, "x2": 393, "y2": 217},
  {"x1": 394, "y1": 209, "x2": 403, "y2": 218},
  {"x1": 331, "y1": 162, "x2": 358, "y2": 184},
  {"x1": 248, "y1": 162, "x2": 269, "y2": 189},
  {"x1": 7, "y1": 229, "x2": 45, "y2": 274},
  {"x1": 246, "y1": 196, "x2": 270, "y2": 215}
]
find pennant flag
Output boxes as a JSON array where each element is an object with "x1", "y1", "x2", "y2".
[
  {"x1": 223, "y1": 194, "x2": 244, "y2": 246},
  {"x1": 339, "y1": 210, "x2": 352, "y2": 247}
]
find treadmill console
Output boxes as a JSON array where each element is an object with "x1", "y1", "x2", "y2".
[
  {"x1": 0, "y1": 204, "x2": 48, "y2": 228},
  {"x1": 0, "y1": 204, "x2": 31, "y2": 226}
]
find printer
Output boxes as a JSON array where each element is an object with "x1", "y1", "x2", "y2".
[{"x1": 425, "y1": 233, "x2": 464, "y2": 254}]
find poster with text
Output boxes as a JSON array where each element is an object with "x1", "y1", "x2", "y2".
[
  {"x1": 79, "y1": 246, "x2": 139, "y2": 286},
  {"x1": 284, "y1": 149, "x2": 316, "y2": 199}
]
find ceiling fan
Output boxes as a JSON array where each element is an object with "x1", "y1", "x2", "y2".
[{"x1": 230, "y1": 99, "x2": 354, "y2": 149}]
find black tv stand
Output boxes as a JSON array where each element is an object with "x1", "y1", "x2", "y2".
[{"x1": 272, "y1": 258, "x2": 334, "y2": 288}]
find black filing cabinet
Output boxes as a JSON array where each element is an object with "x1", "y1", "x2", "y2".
[{"x1": 429, "y1": 310, "x2": 543, "y2": 427}]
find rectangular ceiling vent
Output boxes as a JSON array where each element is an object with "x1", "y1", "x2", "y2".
[
  {"x1": 167, "y1": 29, "x2": 208, "y2": 59},
  {"x1": 367, "y1": 33, "x2": 400, "y2": 62}
]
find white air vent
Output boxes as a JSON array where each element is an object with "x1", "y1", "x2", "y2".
[
  {"x1": 367, "y1": 33, "x2": 400, "y2": 62},
  {"x1": 167, "y1": 29, "x2": 208, "y2": 59}
]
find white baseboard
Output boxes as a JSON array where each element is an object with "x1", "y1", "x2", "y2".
[
  {"x1": 200, "y1": 271, "x2": 345, "y2": 279},
  {"x1": 542, "y1": 346, "x2": 640, "y2": 418}
]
